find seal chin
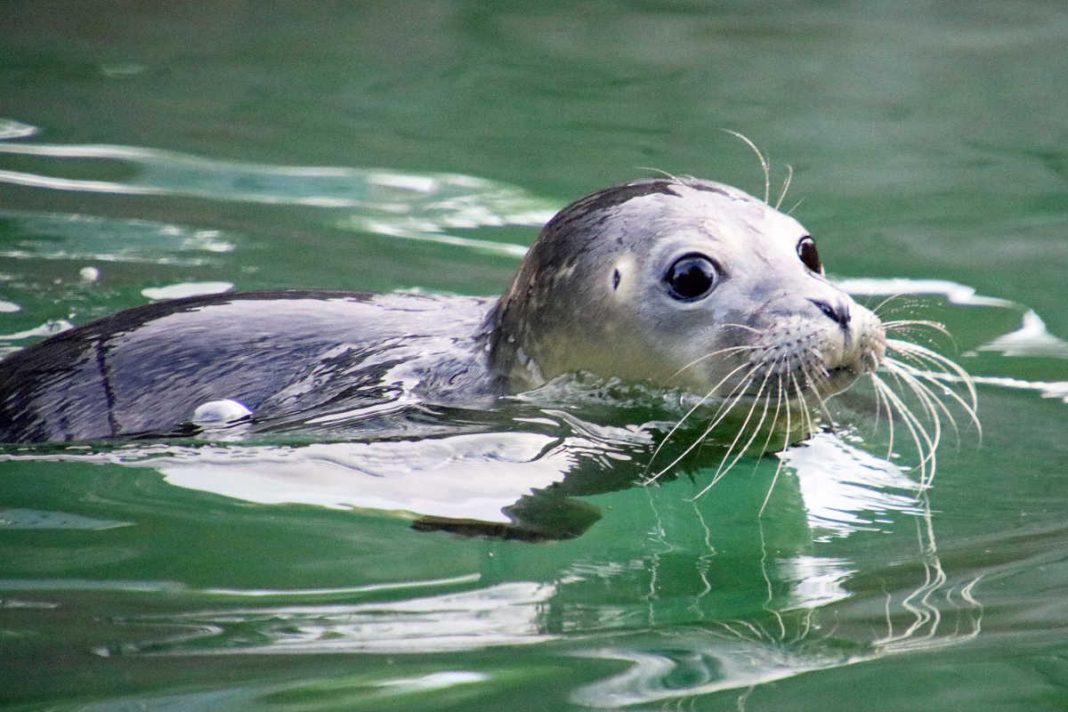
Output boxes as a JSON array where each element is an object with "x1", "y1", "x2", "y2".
[
  {"x1": 819, "y1": 365, "x2": 866, "y2": 398},
  {"x1": 720, "y1": 301, "x2": 886, "y2": 404}
]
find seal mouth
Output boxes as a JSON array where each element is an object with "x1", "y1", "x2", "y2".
[{"x1": 820, "y1": 364, "x2": 862, "y2": 397}]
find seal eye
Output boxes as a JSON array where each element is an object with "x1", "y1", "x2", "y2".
[
  {"x1": 664, "y1": 254, "x2": 718, "y2": 302},
  {"x1": 797, "y1": 236, "x2": 822, "y2": 273}
]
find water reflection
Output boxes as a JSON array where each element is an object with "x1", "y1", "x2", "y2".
[
  {"x1": 98, "y1": 582, "x2": 557, "y2": 656},
  {"x1": 0, "y1": 122, "x2": 554, "y2": 257},
  {"x1": 570, "y1": 500, "x2": 983, "y2": 709},
  {"x1": 1, "y1": 415, "x2": 980, "y2": 686}
]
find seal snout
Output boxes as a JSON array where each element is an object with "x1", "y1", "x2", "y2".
[{"x1": 808, "y1": 297, "x2": 851, "y2": 329}]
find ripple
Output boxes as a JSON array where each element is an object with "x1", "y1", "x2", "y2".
[
  {"x1": 0, "y1": 211, "x2": 237, "y2": 266},
  {"x1": 99, "y1": 581, "x2": 557, "y2": 656},
  {"x1": 0, "y1": 508, "x2": 131, "y2": 530},
  {"x1": 976, "y1": 309, "x2": 1068, "y2": 359},
  {"x1": 141, "y1": 282, "x2": 233, "y2": 300},
  {"x1": 3, "y1": 431, "x2": 585, "y2": 524},
  {"x1": 0, "y1": 137, "x2": 555, "y2": 256},
  {"x1": 0, "y1": 319, "x2": 74, "y2": 353},
  {"x1": 571, "y1": 636, "x2": 854, "y2": 708},
  {"x1": 965, "y1": 375, "x2": 1068, "y2": 405},
  {"x1": 0, "y1": 118, "x2": 38, "y2": 141},
  {"x1": 836, "y1": 276, "x2": 1015, "y2": 308},
  {"x1": 785, "y1": 433, "x2": 924, "y2": 541}
]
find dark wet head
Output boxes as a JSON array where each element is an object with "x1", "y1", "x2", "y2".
[{"x1": 490, "y1": 177, "x2": 885, "y2": 402}]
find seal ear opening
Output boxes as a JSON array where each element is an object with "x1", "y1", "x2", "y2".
[{"x1": 611, "y1": 268, "x2": 621, "y2": 291}]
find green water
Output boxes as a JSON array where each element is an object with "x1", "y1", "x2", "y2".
[{"x1": 2, "y1": 1, "x2": 1067, "y2": 709}]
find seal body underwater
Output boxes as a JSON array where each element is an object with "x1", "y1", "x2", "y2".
[{"x1": 0, "y1": 177, "x2": 887, "y2": 443}]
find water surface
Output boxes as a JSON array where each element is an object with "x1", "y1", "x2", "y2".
[{"x1": 2, "y1": 2, "x2": 1067, "y2": 709}]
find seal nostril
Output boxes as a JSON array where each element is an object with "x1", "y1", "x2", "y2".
[{"x1": 809, "y1": 298, "x2": 851, "y2": 328}]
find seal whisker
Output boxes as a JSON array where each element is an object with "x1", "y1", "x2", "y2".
[
  {"x1": 882, "y1": 362, "x2": 945, "y2": 458},
  {"x1": 669, "y1": 344, "x2": 755, "y2": 380},
  {"x1": 885, "y1": 339, "x2": 979, "y2": 427},
  {"x1": 869, "y1": 373, "x2": 898, "y2": 462},
  {"x1": 797, "y1": 348, "x2": 837, "y2": 429},
  {"x1": 893, "y1": 360, "x2": 978, "y2": 436},
  {"x1": 657, "y1": 369, "x2": 761, "y2": 478},
  {"x1": 774, "y1": 163, "x2": 794, "y2": 211},
  {"x1": 635, "y1": 166, "x2": 682, "y2": 182},
  {"x1": 883, "y1": 320, "x2": 958, "y2": 351},
  {"x1": 871, "y1": 375, "x2": 926, "y2": 476},
  {"x1": 789, "y1": 367, "x2": 818, "y2": 438},
  {"x1": 871, "y1": 375, "x2": 938, "y2": 486},
  {"x1": 699, "y1": 364, "x2": 781, "y2": 496},
  {"x1": 754, "y1": 370, "x2": 788, "y2": 460},
  {"x1": 883, "y1": 319, "x2": 952, "y2": 338},
  {"x1": 758, "y1": 361, "x2": 801, "y2": 515},
  {"x1": 717, "y1": 322, "x2": 765, "y2": 336},
  {"x1": 720, "y1": 128, "x2": 770, "y2": 204},
  {"x1": 759, "y1": 372, "x2": 796, "y2": 515},
  {"x1": 650, "y1": 359, "x2": 766, "y2": 484},
  {"x1": 645, "y1": 359, "x2": 763, "y2": 481},
  {"x1": 694, "y1": 347, "x2": 800, "y2": 500},
  {"x1": 883, "y1": 358, "x2": 966, "y2": 444},
  {"x1": 870, "y1": 292, "x2": 909, "y2": 318}
]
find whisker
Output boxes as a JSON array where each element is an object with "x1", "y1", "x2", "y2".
[
  {"x1": 759, "y1": 369, "x2": 797, "y2": 515},
  {"x1": 882, "y1": 362, "x2": 945, "y2": 457},
  {"x1": 790, "y1": 368, "x2": 818, "y2": 438},
  {"x1": 645, "y1": 358, "x2": 760, "y2": 480},
  {"x1": 670, "y1": 344, "x2": 754, "y2": 380},
  {"x1": 798, "y1": 349, "x2": 836, "y2": 429},
  {"x1": 754, "y1": 369, "x2": 788, "y2": 463},
  {"x1": 635, "y1": 166, "x2": 682, "y2": 182},
  {"x1": 720, "y1": 128, "x2": 770, "y2": 204},
  {"x1": 695, "y1": 363, "x2": 783, "y2": 497},
  {"x1": 886, "y1": 339, "x2": 979, "y2": 421},
  {"x1": 869, "y1": 373, "x2": 897, "y2": 462},
  {"x1": 883, "y1": 319, "x2": 951, "y2": 337},
  {"x1": 884, "y1": 357, "x2": 981, "y2": 440},
  {"x1": 870, "y1": 292, "x2": 908, "y2": 318},
  {"x1": 872, "y1": 376, "x2": 938, "y2": 486},
  {"x1": 775, "y1": 164, "x2": 794, "y2": 210},
  {"x1": 647, "y1": 361, "x2": 763, "y2": 482},
  {"x1": 883, "y1": 359, "x2": 964, "y2": 441}
]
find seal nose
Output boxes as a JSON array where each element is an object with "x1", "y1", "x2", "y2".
[{"x1": 809, "y1": 298, "x2": 851, "y2": 329}]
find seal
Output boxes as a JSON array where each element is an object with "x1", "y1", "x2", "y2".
[{"x1": 0, "y1": 176, "x2": 895, "y2": 444}]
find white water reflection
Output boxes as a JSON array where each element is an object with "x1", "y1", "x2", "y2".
[
  {"x1": 0, "y1": 118, "x2": 37, "y2": 141},
  {"x1": 837, "y1": 276, "x2": 1015, "y2": 308},
  {"x1": 1, "y1": 424, "x2": 983, "y2": 685},
  {"x1": 966, "y1": 375, "x2": 1068, "y2": 404},
  {"x1": 571, "y1": 638, "x2": 853, "y2": 708},
  {"x1": 785, "y1": 432, "x2": 923, "y2": 542},
  {"x1": 3, "y1": 425, "x2": 924, "y2": 537},
  {"x1": 141, "y1": 282, "x2": 234, "y2": 301},
  {"x1": 0, "y1": 319, "x2": 74, "y2": 356},
  {"x1": 106, "y1": 581, "x2": 557, "y2": 656},
  {"x1": 95, "y1": 432, "x2": 581, "y2": 524},
  {"x1": 0, "y1": 127, "x2": 555, "y2": 255},
  {"x1": 571, "y1": 528, "x2": 982, "y2": 709},
  {"x1": 0, "y1": 211, "x2": 236, "y2": 265},
  {"x1": 977, "y1": 309, "x2": 1068, "y2": 359}
]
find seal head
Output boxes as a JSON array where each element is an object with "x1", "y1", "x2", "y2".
[{"x1": 489, "y1": 178, "x2": 885, "y2": 403}]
